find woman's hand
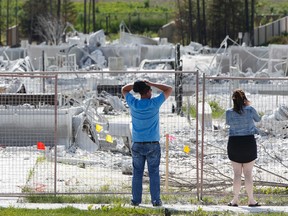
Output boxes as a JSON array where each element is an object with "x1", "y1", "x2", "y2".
[{"x1": 244, "y1": 99, "x2": 251, "y2": 106}]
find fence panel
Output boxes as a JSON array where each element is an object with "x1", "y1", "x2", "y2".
[
  {"x1": 51, "y1": 71, "x2": 199, "y2": 195},
  {"x1": 2, "y1": 72, "x2": 288, "y2": 201},
  {"x1": 0, "y1": 71, "x2": 199, "y2": 197},
  {"x1": 0, "y1": 74, "x2": 57, "y2": 195},
  {"x1": 201, "y1": 76, "x2": 288, "y2": 198}
]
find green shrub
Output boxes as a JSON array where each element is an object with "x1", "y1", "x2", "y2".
[
  {"x1": 208, "y1": 101, "x2": 225, "y2": 119},
  {"x1": 183, "y1": 101, "x2": 225, "y2": 119}
]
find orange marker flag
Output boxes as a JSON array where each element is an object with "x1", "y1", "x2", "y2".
[{"x1": 37, "y1": 142, "x2": 46, "y2": 150}]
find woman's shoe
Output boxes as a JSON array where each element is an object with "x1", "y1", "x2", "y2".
[
  {"x1": 248, "y1": 202, "x2": 261, "y2": 207},
  {"x1": 228, "y1": 202, "x2": 238, "y2": 207}
]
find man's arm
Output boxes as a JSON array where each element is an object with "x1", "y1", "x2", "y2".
[
  {"x1": 145, "y1": 81, "x2": 172, "y2": 99},
  {"x1": 121, "y1": 83, "x2": 134, "y2": 97}
]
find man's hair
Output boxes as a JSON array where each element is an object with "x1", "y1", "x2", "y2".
[{"x1": 133, "y1": 80, "x2": 151, "y2": 95}]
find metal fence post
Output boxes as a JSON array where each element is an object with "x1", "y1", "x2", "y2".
[
  {"x1": 165, "y1": 134, "x2": 169, "y2": 192},
  {"x1": 54, "y1": 74, "x2": 58, "y2": 196},
  {"x1": 195, "y1": 71, "x2": 200, "y2": 200},
  {"x1": 200, "y1": 73, "x2": 206, "y2": 200}
]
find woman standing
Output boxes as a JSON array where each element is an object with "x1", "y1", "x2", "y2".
[{"x1": 226, "y1": 89, "x2": 261, "y2": 207}]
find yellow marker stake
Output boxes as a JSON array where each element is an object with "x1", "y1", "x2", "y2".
[
  {"x1": 106, "y1": 134, "x2": 113, "y2": 143},
  {"x1": 184, "y1": 145, "x2": 190, "y2": 154},
  {"x1": 96, "y1": 124, "x2": 103, "y2": 132}
]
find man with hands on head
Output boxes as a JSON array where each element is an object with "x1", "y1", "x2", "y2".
[{"x1": 122, "y1": 80, "x2": 172, "y2": 207}]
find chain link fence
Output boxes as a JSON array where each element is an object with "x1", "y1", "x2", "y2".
[
  {"x1": 200, "y1": 75, "x2": 288, "y2": 199},
  {"x1": 0, "y1": 72, "x2": 288, "y2": 201},
  {"x1": 0, "y1": 71, "x2": 200, "y2": 198}
]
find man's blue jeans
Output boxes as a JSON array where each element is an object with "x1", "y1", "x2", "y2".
[{"x1": 131, "y1": 142, "x2": 161, "y2": 205}]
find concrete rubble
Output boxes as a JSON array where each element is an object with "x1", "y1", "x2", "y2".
[{"x1": 0, "y1": 23, "x2": 288, "y2": 202}]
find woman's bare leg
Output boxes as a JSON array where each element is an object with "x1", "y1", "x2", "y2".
[
  {"x1": 243, "y1": 160, "x2": 257, "y2": 205},
  {"x1": 231, "y1": 161, "x2": 243, "y2": 205}
]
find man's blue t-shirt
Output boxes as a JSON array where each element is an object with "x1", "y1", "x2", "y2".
[{"x1": 125, "y1": 92, "x2": 165, "y2": 142}]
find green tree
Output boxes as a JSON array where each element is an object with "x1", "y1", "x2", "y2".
[
  {"x1": 206, "y1": 0, "x2": 246, "y2": 47},
  {"x1": 62, "y1": 0, "x2": 77, "y2": 24},
  {"x1": 19, "y1": 0, "x2": 48, "y2": 43},
  {"x1": 174, "y1": 0, "x2": 256, "y2": 47},
  {"x1": 0, "y1": 0, "x2": 19, "y2": 45},
  {"x1": 19, "y1": 0, "x2": 76, "y2": 44},
  {"x1": 202, "y1": 0, "x2": 207, "y2": 45},
  {"x1": 175, "y1": 0, "x2": 197, "y2": 45}
]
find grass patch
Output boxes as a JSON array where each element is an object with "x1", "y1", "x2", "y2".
[
  {"x1": 255, "y1": 186, "x2": 288, "y2": 195},
  {"x1": 1, "y1": 206, "x2": 288, "y2": 216},
  {"x1": 10, "y1": 192, "x2": 288, "y2": 215},
  {"x1": 73, "y1": 1, "x2": 175, "y2": 34},
  {"x1": 23, "y1": 191, "x2": 288, "y2": 205},
  {"x1": 0, "y1": 205, "x2": 164, "y2": 216},
  {"x1": 25, "y1": 194, "x2": 131, "y2": 204},
  {"x1": 36, "y1": 156, "x2": 46, "y2": 163}
]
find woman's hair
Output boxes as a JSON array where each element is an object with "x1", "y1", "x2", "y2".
[
  {"x1": 133, "y1": 80, "x2": 151, "y2": 95},
  {"x1": 232, "y1": 89, "x2": 249, "y2": 114}
]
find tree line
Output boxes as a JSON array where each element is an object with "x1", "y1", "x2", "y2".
[{"x1": 0, "y1": 0, "x2": 286, "y2": 47}]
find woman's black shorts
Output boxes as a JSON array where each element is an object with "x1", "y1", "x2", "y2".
[{"x1": 227, "y1": 135, "x2": 257, "y2": 163}]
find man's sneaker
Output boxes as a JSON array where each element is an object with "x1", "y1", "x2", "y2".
[
  {"x1": 152, "y1": 200, "x2": 162, "y2": 207},
  {"x1": 130, "y1": 201, "x2": 139, "y2": 206}
]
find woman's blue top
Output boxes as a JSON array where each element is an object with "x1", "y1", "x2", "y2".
[{"x1": 226, "y1": 105, "x2": 261, "y2": 136}]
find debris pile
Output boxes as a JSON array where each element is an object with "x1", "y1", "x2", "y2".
[{"x1": 261, "y1": 104, "x2": 288, "y2": 138}]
